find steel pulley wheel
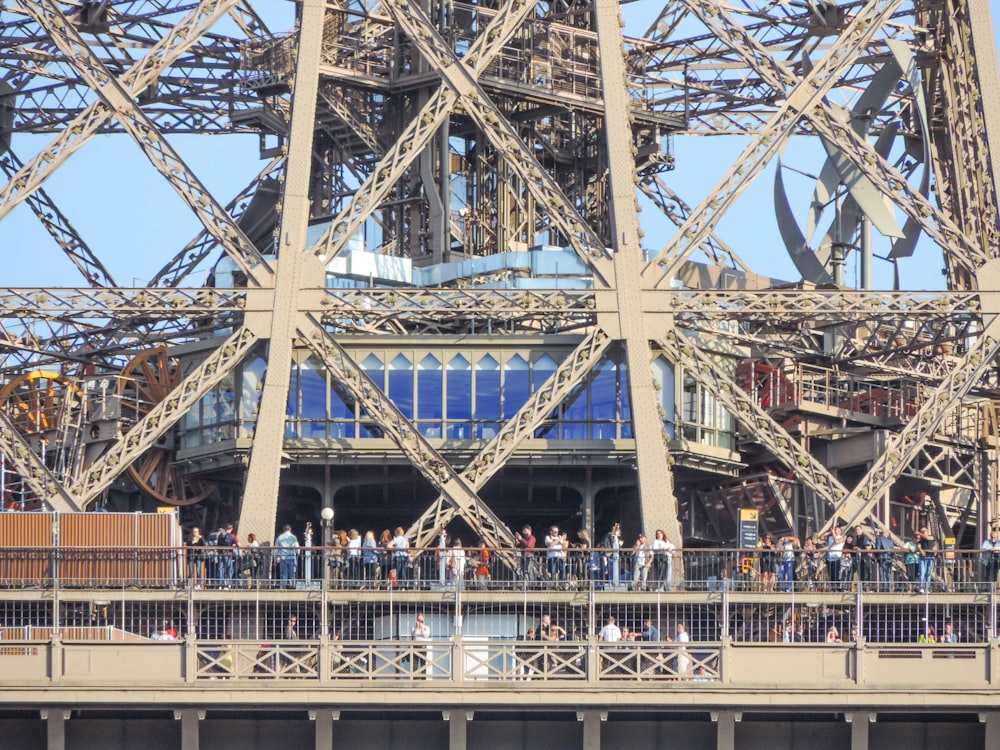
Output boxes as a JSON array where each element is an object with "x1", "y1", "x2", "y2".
[
  {"x1": 0, "y1": 370, "x2": 79, "y2": 434},
  {"x1": 118, "y1": 346, "x2": 215, "y2": 506}
]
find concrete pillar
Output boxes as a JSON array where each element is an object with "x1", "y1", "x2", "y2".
[
  {"x1": 447, "y1": 710, "x2": 468, "y2": 750},
  {"x1": 179, "y1": 708, "x2": 200, "y2": 750},
  {"x1": 984, "y1": 712, "x2": 1000, "y2": 750},
  {"x1": 847, "y1": 712, "x2": 869, "y2": 750},
  {"x1": 314, "y1": 709, "x2": 334, "y2": 750},
  {"x1": 581, "y1": 710, "x2": 601, "y2": 750},
  {"x1": 715, "y1": 711, "x2": 735, "y2": 750},
  {"x1": 43, "y1": 709, "x2": 68, "y2": 750}
]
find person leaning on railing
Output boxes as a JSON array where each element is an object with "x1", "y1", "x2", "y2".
[{"x1": 186, "y1": 527, "x2": 208, "y2": 590}]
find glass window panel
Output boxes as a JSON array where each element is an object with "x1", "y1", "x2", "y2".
[
  {"x1": 388, "y1": 354, "x2": 413, "y2": 419},
  {"x1": 446, "y1": 355, "x2": 472, "y2": 438},
  {"x1": 240, "y1": 356, "x2": 267, "y2": 438},
  {"x1": 418, "y1": 354, "x2": 443, "y2": 420},
  {"x1": 300, "y1": 358, "x2": 327, "y2": 419},
  {"x1": 533, "y1": 354, "x2": 558, "y2": 438},
  {"x1": 503, "y1": 354, "x2": 530, "y2": 419},
  {"x1": 619, "y1": 359, "x2": 632, "y2": 439},
  {"x1": 652, "y1": 357, "x2": 675, "y2": 439},
  {"x1": 590, "y1": 358, "x2": 616, "y2": 420},
  {"x1": 476, "y1": 355, "x2": 501, "y2": 437}
]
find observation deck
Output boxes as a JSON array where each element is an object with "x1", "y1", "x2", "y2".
[{"x1": 2, "y1": 542, "x2": 1000, "y2": 750}]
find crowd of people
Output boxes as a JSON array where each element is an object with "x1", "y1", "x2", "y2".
[{"x1": 184, "y1": 519, "x2": 999, "y2": 594}]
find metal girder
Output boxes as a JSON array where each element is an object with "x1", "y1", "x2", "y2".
[
  {"x1": 0, "y1": 409, "x2": 80, "y2": 513},
  {"x1": 642, "y1": 0, "x2": 905, "y2": 283},
  {"x1": 0, "y1": 0, "x2": 240, "y2": 222},
  {"x1": 299, "y1": 318, "x2": 515, "y2": 551},
  {"x1": 21, "y1": 0, "x2": 272, "y2": 286},
  {"x1": 658, "y1": 331, "x2": 847, "y2": 513},
  {"x1": 67, "y1": 325, "x2": 259, "y2": 508},
  {"x1": 407, "y1": 328, "x2": 613, "y2": 547},
  {"x1": 662, "y1": 0, "x2": 986, "y2": 285},
  {"x1": 146, "y1": 155, "x2": 284, "y2": 288},
  {"x1": 311, "y1": 0, "x2": 542, "y2": 261},
  {"x1": 0, "y1": 288, "x2": 247, "y2": 317},
  {"x1": 639, "y1": 175, "x2": 754, "y2": 275},
  {"x1": 239, "y1": 0, "x2": 327, "y2": 542},
  {"x1": 592, "y1": 0, "x2": 681, "y2": 551},
  {"x1": 929, "y1": 0, "x2": 1000, "y2": 283},
  {"x1": 823, "y1": 316, "x2": 1000, "y2": 534},
  {"x1": 381, "y1": 0, "x2": 613, "y2": 285},
  {"x1": 0, "y1": 149, "x2": 115, "y2": 288}
]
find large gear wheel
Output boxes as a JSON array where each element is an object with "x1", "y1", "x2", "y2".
[
  {"x1": 0, "y1": 370, "x2": 79, "y2": 435},
  {"x1": 118, "y1": 346, "x2": 215, "y2": 506}
]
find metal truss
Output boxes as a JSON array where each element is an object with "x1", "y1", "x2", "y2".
[
  {"x1": 68, "y1": 325, "x2": 259, "y2": 508},
  {"x1": 0, "y1": 0, "x2": 998, "y2": 556},
  {"x1": 406, "y1": 328, "x2": 612, "y2": 547},
  {"x1": 300, "y1": 318, "x2": 516, "y2": 552}
]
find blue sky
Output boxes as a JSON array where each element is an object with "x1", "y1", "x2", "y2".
[{"x1": 2, "y1": 2, "x2": 999, "y2": 292}]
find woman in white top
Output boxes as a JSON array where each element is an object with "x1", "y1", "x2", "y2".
[{"x1": 651, "y1": 529, "x2": 676, "y2": 592}]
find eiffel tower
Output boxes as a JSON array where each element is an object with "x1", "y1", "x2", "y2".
[{"x1": 1, "y1": 0, "x2": 999, "y2": 558}]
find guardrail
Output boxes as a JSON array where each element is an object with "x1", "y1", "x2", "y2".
[
  {"x1": 1, "y1": 637, "x2": 994, "y2": 691},
  {"x1": 1, "y1": 545, "x2": 995, "y2": 595}
]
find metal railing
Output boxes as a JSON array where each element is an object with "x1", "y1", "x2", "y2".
[{"x1": 1, "y1": 545, "x2": 996, "y2": 595}]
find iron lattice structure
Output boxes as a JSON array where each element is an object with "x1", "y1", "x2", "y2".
[{"x1": 1, "y1": 0, "x2": 1000, "y2": 554}]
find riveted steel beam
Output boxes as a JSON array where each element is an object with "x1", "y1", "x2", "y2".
[
  {"x1": 0, "y1": 410, "x2": 80, "y2": 513},
  {"x1": 67, "y1": 325, "x2": 259, "y2": 508},
  {"x1": 407, "y1": 328, "x2": 613, "y2": 547},
  {"x1": 642, "y1": 0, "x2": 905, "y2": 284},
  {"x1": 300, "y1": 317, "x2": 515, "y2": 551}
]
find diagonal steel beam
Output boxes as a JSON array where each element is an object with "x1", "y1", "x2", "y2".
[
  {"x1": 657, "y1": 331, "x2": 847, "y2": 513},
  {"x1": 0, "y1": 410, "x2": 80, "y2": 513},
  {"x1": 10, "y1": 0, "x2": 270, "y2": 284},
  {"x1": 383, "y1": 0, "x2": 613, "y2": 284},
  {"x1": 407, "y1": 328, "x2": 612, "y2": 547},
  {"x1": 0, "y1": 149, "x2": 116, "y2": 288},
  {"x1": 67, "y1": 326, "x2": 258, "y2": 508},
  {"x1": 147, "y1": 155, "x2": 283, "y2": 288},
  {"x1": 311, "y1": 0, "x2": 542, "y2": 262},
  {"x1": 822, "y1": 316, "x2": 1000, "y2": 534},
  {"x1": 300, "y1": 316, "x2": 516, "y2": 551},
  {"x1": 641, "y1": 0, "x2": 904, "y2": 284},
  {"x1": 658, "y1": 0, "x2": 985, "y2": 284}
]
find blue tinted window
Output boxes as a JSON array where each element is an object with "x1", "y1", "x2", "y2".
[
  {"x1": 476, "y1": 355, "x2": 501, "y2": 436},
  {"x1": 360, "y1": 354, "x2": 385, "y2": 437},
  {"x1": 388, "y1": 354, "x2": 413, "y2": 419},
  {"x1": 503, "y1": 354, "x2": 530, "y2": 418},
  {"x1": 300, "y1": 358, "x2": 326, "y2": 419},
  {"x1": 446, "y1": 354, "x2": 472, "y2": 438},
  {"x1": 533, "y1": 354, "x2": 558, "y2": 438},
  {"x1": 418, "y1": 355, "x2": 442, "y2": 419},
  {"x1": 620, "y1": 359, "x2": 632, "y2": 439}
]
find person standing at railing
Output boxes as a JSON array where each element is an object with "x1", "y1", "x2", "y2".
[
  {"x1": 186, "y1": 527, "x2": 207, "y2": 590},
  {"x1": 514, "y1": 525, "x2": 536, "y2": 584},
  {"x1": 777, "y1": 535, "x2": 798, "y2": 592},
  {"x1": 274, "y1": 524, "x2": 300, "y2": 590},
  {"x1": 674, "y1": 622, "x2": 690, "y2": 679},
  {"x1": 391, "y1": 527, "x2": 411, "y2": 589},
  {"x1": 855, "y1": 525, "x2": 875, "y2": 590},
  {"x1": 215, "y1": 523, "x2": 238, "y2": 589},
  {"x1": 632, "y1": 534, "x2": 652, "y2": 591},
  {"x1": 825, "y1": 526, "x2": 845, "y2": 591},
  {"x1": 361, "y1": 530, "x2": 378, "y2": 589},
  {"x1": 545, "y1": 526, "x2": 567, "y2": 587},
  {"x1": 875, "y1": 527, "x2": 895, "y2": 592},
  {"x1": 981, "y1": 530, "x2": 1000, "y2": 591},
  {"x1": 410, "y1": 612, "x2": 431, "y2": 677},
  {"x1": 650, "y1": 529, "x2": 674, "y2": 592},
  {"x1": 917, "y1": 527, "x2": 937, "y2": 594},
  {"x1": 903, "y1": 533, "x2": 920, "y2": 592}
]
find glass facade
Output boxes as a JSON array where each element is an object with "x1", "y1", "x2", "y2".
[{"x1": 180, "y1": 348, "x2": 735, "y2": 452}]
